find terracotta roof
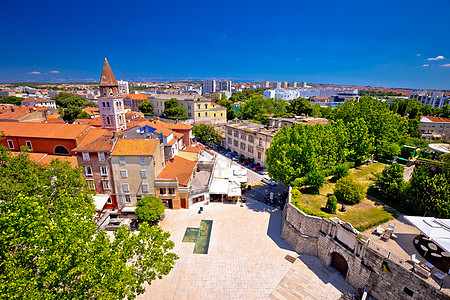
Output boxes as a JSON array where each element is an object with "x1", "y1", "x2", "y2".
[
  {"x1": 169, "y1": 122, "x2": 193, "y2": 130},
  {"x1": 174, "y1": 132, "x2": 184, "y2": 139},
  {"x1": 82, "y1": 107, "x2": 100, "y2": 115},
  {"x1": 183, "y1": 146, "x2": 200, "y2": 153},
  {"x1": 42, "y1": 118, "x2": 65, "y2": 124},
  {"x1": 157, "y1": 155, "x2": 197, "y2": 186},
  {"x1": 0, "y1": 107, "x2": 33, "y2": 120},
  {"x1": 422, "y1": 116, "x2": 450, "y2": 123},
  {"x1": 78, "y1": 127, "x2": 112, "y2": 147},
  {"x1": 125, "y1": 117, "x2": 149, "y2": 128},
  {"x1": 73, "y1": 134, "x2": 115, "y2": 152},
  {"x1": 74, "y1": 117, "x2": 102, "y2": 127},
  {"x1": 0, "y1": 122, "x2": 91, "y2": 142},
  {"x1": 111, "y1": 139, "x2": 159, "y2": 156},
  {"x1": 99, "y1": 58, "x2": 118, "y2": 86},
  {"x1": 122, "y1": 94, "x2": 148, "y2": 100}
]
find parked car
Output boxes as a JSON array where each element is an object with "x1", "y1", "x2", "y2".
[
  {"x1": 254, "y1": 165, "x2": 264, "y2": 171},
  {"x1": 243, "y1": 160, "x2": 251, "y2": 166},
  {"x1": 261, "y1": 176, "x2": 276, "y2": 186}
]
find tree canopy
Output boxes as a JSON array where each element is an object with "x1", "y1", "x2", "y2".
[
  {"x1": 136, "y1": 196, "x2": 165, "y2": 223},
  {"x1": 0, "y1": 147, "x2": 178, "y2": 299},
  {"x1": 0, "y1": 95, "x2": 23, "y2": 106},
  {"x1": 164, "y1": 98, "x2": 186, "y2": 117},
  {"x1": 193, "y1": 124, "x2": 221, "y2": 145},
  {"x1": 216, "y1": 98, "x2": 236, "y2": 120},
  {"x1": 138, "y1": 101, "x2": 154, "y2": 115}
]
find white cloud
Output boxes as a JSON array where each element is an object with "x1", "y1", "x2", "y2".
[
  {"x1": 27, "y1": 71, "x2": 41, "y2": 74},
  {"x1": 416, "y1": 54, "x2": 421, "y2": 56},
  {"x1": 427, "y1": 55, "x2": 445, "y2": 61},
  {"x1": 422, "y1": 64, "x2": 429, "y2": 67},
  {"x1": 50, "y1": 70, "x2": 60, "y2": 74},
  {"x1": 442, "y1": 64, "x2": 450, "y2": 67}
]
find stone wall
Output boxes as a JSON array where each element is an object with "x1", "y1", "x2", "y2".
[{"x1": 281, "y1": 187, "x2": 450, "y2": 300}]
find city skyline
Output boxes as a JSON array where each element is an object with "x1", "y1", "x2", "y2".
[{"x1": 0, "y1": 0, "x2": 449, "y2": 89}]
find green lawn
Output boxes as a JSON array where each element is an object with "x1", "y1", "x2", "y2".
[{"x1": 291, "y1": 163, "x2": 395, "y2": 231}]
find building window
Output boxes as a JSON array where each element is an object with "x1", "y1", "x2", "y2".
[
  {"x1": 142, "y1": 184, "x2": 149, "y2": 193},
  {"x1": 25, "y1": 141, "x2": 32, "y2": 150},
  {"x1": 234, "y1": 131, "x2": 238, "y2": 137},
  {"x1": 102, "y1": 102, "x2": 106, "y2": 107},
  {"x1": 240, "y1": 143, "x2": 246, "y2": 150},
  {"x1": 198, "y1": 113, "x2": 200, "y2": 117},
  {"x1": 139, "y1": 157, "x2": 146, "y2": 164},
  {"x1": 136, "y1": 194, "x2": 142, "y2": 201},
  {"x1": 6, "y1": 140, "x2": 14, "y2": 149},
  {"x1": 188, "y1": 113, "x2": 191, "y2": 117},
  {"x1": 169, "y1": 188, "x2": 175, "y2": 195},
  {"x1": 248, "y1": 146, "x2": 254, "y2": 153},
  {"x1": 106, "y1": 102, "x2": 110, "y2": 107},
  {"x1": 87, "y1": 180, "x2": 95, "y2": 189},
  {"x1": 160, "y1": 188, "x2": 166, "y2": 195},
  {"x1": 123, "y1": 184, "x2": 129, "y2": 192},
  {"x1": 241, "y1": 133, "x2": 246, "y2": 140},
  {"x1": 197, "y1": 104, "x2": 200, "y2": 109},
  {"x1": 102, "y1": 181, "x2": 110, "y2": 190},
  {"x1": 119, "y1": 157, "x2": 126, "y2": 165},
  {"x1": 204, "y1": 104, "x2": 208, "y2": 109},
  {"x1": 228, "y1": 129, "x2": 232, "y2": 134},
  {"x1": 140, "y1": 170, "x2": 147, "y2": 178},
  {"x1": 106, "y1": 197, "x2": 112, "y2": 204},
  {"x1": 82, "y1": 152, "x2": 90, "y2": 161},
  {"x1": 85, "y1": 166, "x2": 93, "y2": 176},
  {"x1": 221, "y1": 113, "x2": 223, "y2": 117},
  {"x1": 100, "y1": 166, "x2": 108, "y2": 176},
  {"x1": 120, "y1": 170, "x2": 128, "y2": 178},
  {"x1": 258, "y1": 152, "x2": 261, "y2": 159},
  {"x1": 234, "y1": 140, "x2": 238, "y2": 146},
  {"x1": 205, "y1": 112, "x2": 208, "y2": 116},
  {"x1": 106, "y1": 116, "x2": 111, "y2": 125},
  {"x1": 125, "y1": 195, "x2": 131, "y2": 203},
  {"x1": 98, "y1": 152, "x2": 105, "y2": 161},
  {"x1": 228, "y1": 138, "x2": 232, "y2": 144},
  {"x1": 248, "y1": 136, "x2": 254, "y2": 143},
  {"x1": 259, "y1": 138, "x2": 262, "y2": 146}
]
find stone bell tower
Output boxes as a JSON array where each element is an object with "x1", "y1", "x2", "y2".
[{"x1": 98, "y1": 58, "x2": 126, "y2": 131}]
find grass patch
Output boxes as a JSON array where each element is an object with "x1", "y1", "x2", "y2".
[{"x1": 291, "y1": 163, "x2": 395, "y2": 230}]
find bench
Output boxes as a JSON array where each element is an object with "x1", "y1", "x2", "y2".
[{"x1": 414, "y1": 264, "x2": 431, "y2": 278}]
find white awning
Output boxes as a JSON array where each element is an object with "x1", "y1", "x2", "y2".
[
  {"x1": 228, "y1": 181, "x2": 241, "y2": 197},
  {"x1": 210, "y1": 178, "x2": 229, "y2": 194},
  {"x1": 405, "y1": 216, "x2": 450, "y2": 253},
  {"x1": 121, "y1": 206, "x2": 136, "y2": 213},
  {"x1": 93, "y1": 194, "x2": 109, "y2": 211}
]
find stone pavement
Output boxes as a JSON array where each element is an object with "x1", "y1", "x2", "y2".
[
  {"x1": 268, "y1": 255, "x2": 356, "y2": 300},
  {"x1": 138, "y1": 199, "x2": 354, "y2": 299}
]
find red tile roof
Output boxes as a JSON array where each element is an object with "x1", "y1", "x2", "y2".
[
  {"x1": 111, "y1": 138, "x2": 159, "y2": 156},
  {"x1": 74, "y1": 117, "x2": 102, "y2": 127},
  {"x1": 78, "y1": 127, "x2": 112, "y2": 147},
  {"x1": 183, "y1": 146, "x2": 201, "y2": 153},
  {"x1": 0, "y1": 107, "x2": 33, "y2": 120},
  {"x1": 42, "y1": 118, "x2": 65, "y2": 124},
  {"x1": 157, "y1": 155, "x2": 197, "y2": 186},
  {"x1": 73, "y1": 134, "x2": 115, "y2": 152},
  {"x1": 0, "y1": 121, "x2": 91, "y2": 142},
  {"x1": 423, "y1": 116, "x2": 450, "y2": 123},
  {"x1": 122, "y1": 94, "x2": 148, "y2": 100}
]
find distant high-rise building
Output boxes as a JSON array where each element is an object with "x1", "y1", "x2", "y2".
[
  {"x1": 300, "y1": 82, "x2": 307, "y2": 88},
  {"x1": 290, "y1": 81, "x2": 297, "y2": 88},
  {"x1": 263, "y1": 81, "x2": 270, "y2": 88},
  {"x1": 281, "y1": 81, "x2": 288, "y2": 88},
  {"x1": 117, "y1": 80, "x2": 129, "y2": 96},
  {"x1": 202, "y1": 79, "x2": 216, "y2": 96},
  {"x1": 271, "y1": 81, "x2": 281, "y2": 89},
  {"x1": 219, "y1": 79, "x2": 231, "y2": 93},
  {"x1": 98, "y1": 58, "x2": 126, "y2": 131}
]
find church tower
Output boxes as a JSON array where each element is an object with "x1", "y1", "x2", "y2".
[{"x1": 98, "y1": 58, "x2": 126, "y2": 131}]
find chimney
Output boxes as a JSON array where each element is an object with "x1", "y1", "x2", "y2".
[{"x1": 175, "y1": 119, "x2": 178, "y2": 124}]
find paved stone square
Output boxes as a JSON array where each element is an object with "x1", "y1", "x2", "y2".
[{"x1": 138, "y1": 199, "x2": 355, "y2": 299}]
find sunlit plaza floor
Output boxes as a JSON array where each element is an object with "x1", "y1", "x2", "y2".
[{"x1": 138, "y1": 198, "x2": 356, "y2": 300}]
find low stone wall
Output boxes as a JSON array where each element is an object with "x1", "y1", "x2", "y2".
[{"x1": 281, "y1": 187, "x2": 450, "y2": 300}]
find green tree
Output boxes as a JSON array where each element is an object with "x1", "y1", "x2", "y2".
[
  {"x1": 325, "y1": 195, "x2": 338, "y2": 214},
  {"x1": 53, "y1": 92, "x2": 93, "y2": 108},
  {"x1": 139, "y1": 101, "x2": 154, "y2": 115},
  {"x1": 76, "y1": 111, "x2": 91, "y2": 119},
  {"x1": 304, "y1": 170, "x2": 325, "y2": 192},
  {"x1": 136, "y1": 196, "x2": 166, "y2": 223},
  {"x1": 287, "y1": 97, "x2": 312, "y2": 116},
  {"x1": 0, "y1": 148, "x2": 178, "y2": 299},
  {"x1": 193, "y1": 124, "x2": 221, "y2": 145},
  {"x1": 374, "y1": 163, "x2": 405, "y2": 199},
  {"x1": 334, "y1": 177, "x2": 367, "y2": 205},
  {"x1": 164, "y1": 98, "x2": 186, "y2": 117},
  {"x1": 217, "y1": 98, "x2": 236, "y2": 120},
  {"x1": 0, "y1": 95, "x2": 23, "y2": 106},
  {"x1": 61, "y1": 106, "x2": 82, "y2": 123}
]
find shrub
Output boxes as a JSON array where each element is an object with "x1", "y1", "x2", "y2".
[
  {"x1": 325, "y1": 195, "x2": 338, "y2": 214},
  {"x1": 304, "y1": 170, "x2": 325, "y2": 191},
  {"x1": 334, "y1": 164, "x2": 350, "y2": 179},
  {"x1": 135, "y1": 196, "x2": 165, "y2": 223},
  {"x1": 334, "y1": 177, "x2": 367, "y2": 205}
]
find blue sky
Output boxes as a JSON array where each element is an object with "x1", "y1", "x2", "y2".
[{"x1": 0, "y1": 0, "x2": 449, "y2": 89}]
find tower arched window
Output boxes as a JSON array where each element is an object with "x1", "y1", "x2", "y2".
[{"x1": 106, "y1": 116, "x2": 111, "y2": 125}]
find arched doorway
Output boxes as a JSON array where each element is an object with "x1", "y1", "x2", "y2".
[
  {"x1": 54, "y1": 145, "x2": 69, "y2": 155},
  {"x1": 330, "y1": 252, "x2": 348, "y2": 278}
]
